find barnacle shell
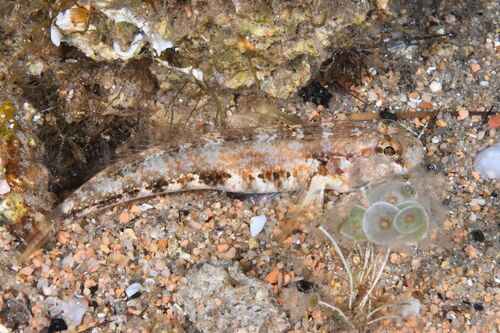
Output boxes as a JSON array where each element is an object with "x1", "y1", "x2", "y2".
[
  {"x1": 339, "y1": 204, "x2": 367, "y2": 241},
  {"x1": 367, "y1": 181, "x2": 417, "y2": 206},
  {"x1": 362, "y1": 202, "x2": 399, "y2": 245}
]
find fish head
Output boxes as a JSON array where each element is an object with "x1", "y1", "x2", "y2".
[
  {"x1": 349, "y1": 120, "x2": 424, "y2": 188},
  {"x1": 374, "y1": 120, "x2": 424, "y2": 172}
]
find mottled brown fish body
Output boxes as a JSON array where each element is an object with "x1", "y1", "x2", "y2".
[{"x1": 19, "y1": 121, "x2": 423, "y2": 263}]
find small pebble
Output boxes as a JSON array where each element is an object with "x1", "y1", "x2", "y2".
[
  {"x1": 56, "y1": 231, "x2": 69, "y2": 244},
  {"x1": 248, "y1": 238, "x2": 259, "y2": 249},
  {"x1": 436, "y1": 118, "x2": 447, "y2": 127},
  {"x1": 218, "y1": 247, "x2": 236, "y2": 260},
  {"x1": 250, "y1": 215, "x2": 267, "y2": 237},
  {"x1": 125, "y1": 282, "x2": 142, "y2": 299},
  {"x1": 431, "y1": 135, "x2": 441, "y2": 144},
  {"x1": 61, "y1": 254, "x2": 74, "y2": 268},
  {"x1": 139, "y1": 203, "x2": 153, "y2": 211},
  {"x1": 295, "y1": 280, "x2": 315, "y2": 293},
  {"x1": 265, "y1": 268, "x2": 280, "y2": 284},
  {"x1": 474, "y1": 143, "x2": 500, "y2": 179},
  {"x1": 427, "y1": 163, "x2": 438, "y2": 171},
  {"x1": 469, "y1": 198, "x2": 485, "y2": 207},
  {"x1": 429, "y1": 81, "x2": 442, "y2": 93},
  {"x1": 0, "y1": 179, "x2": 10, "y2": 194},
  {"x1": 473, "y1": 303, "x2": 484, "y2": 311},
  {"x1": 217, "y1": 243, "x2": 230, "y2": 253},
  {"x1": 465, "y1": 245, "x2": 479, "y2": 259},
  {"x1": 457, "y1": 108, "x2": 469, "y2": 120},
  {"x1": 19, "y1": 266, "x2": 34, "y2": 276},
  {"x1": 401, "y1": 297, "x2": 420, "y2": 318},
  {"x1": 56, "y1": 297, "x2": 87, "y2": 326},
  {"x1": 470, "y1": 230, "x2": 485, "y2": 242},
  {"x1": 48, "y1": 318, "x2": 68, "y2": 333},
  {"x1": 107, "y1": 252, "x2": 129, "y2": 266},
  {"x1": 471, "y1": 63, "x2": 481, "y2": 73},
  {"x1": 487, "y1": 114, "x2": 500, "y2": 129},
  {"x1": 118, "y1": 211, "x2": 131, "y2": 224}
]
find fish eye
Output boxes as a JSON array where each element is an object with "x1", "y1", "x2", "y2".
[
  {"x1": 384, "y1": 146, "x2": 396, "y2": 156},
  {"x1": 376, "y1": 136, "x2": 403, "y2": 158}
]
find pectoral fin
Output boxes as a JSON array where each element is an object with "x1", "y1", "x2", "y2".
[{"x1": 278, "y1": 175, "x2": 326, "y2": 240}]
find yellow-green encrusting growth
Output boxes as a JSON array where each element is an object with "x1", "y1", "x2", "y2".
[
  {"x1": 0, "y1": 101, "x2": 17, "y2": 140},
  {"x1": 0, "y1": 102, "x2": 31, "y2": 227},
  {"x1": 0, "y1": 193, "x2": 29, "y2": 225}
]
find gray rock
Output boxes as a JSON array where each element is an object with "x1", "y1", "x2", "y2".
[
  {"x1": 176, "y1": 260, "x2": 290, "y2": 333},
  {"x1": 1, "y1": 299, "x2": 30, "y2": 329}
]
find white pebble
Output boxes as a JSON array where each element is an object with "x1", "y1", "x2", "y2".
[
  {"x1": 56, "y1": 297, "x2": 88, "y2": 326},
  {"x1": 62, "y1": 254, "x2": 75, "y2": 268},
  {"x1": 401, "y1": 297, "x2": 420, "y2": 318},
  {"x1": 429, "y1": 81, "x2": 442, "y2": 93},
  {"x1": 139, "y1": 203, "x2": 153, "y2": 211},
  {"x1": 474, "y1": 143, "x2": 500, "y2": 179},
  {"x1": 250, "y1": 215, "x2": 267, "y2": 237},
  {"x1": 125, "y1": 282, "x2": 142, "y2": 298},
  {"x1": 431, "y1": 135, "x2": 441, "y2": 144},
  {"x1": 469, "y1": 198, "x2": 486, "y2": 206},
  {"x1": 0, "y1": 179, "x2": 10, "y2": 195}
]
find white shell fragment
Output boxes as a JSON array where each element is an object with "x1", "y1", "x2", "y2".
[
  {"x1": 150, "y1": 32, "x2": 173, "y2": 56},
  {"x1": 429, "y1": 81, "x2": 442, "y2": 93},
  {"x1": 125, "y1": 282, "x2": 142, "y2": 298},
  {"x1": 51, "y1": 297, "x2": 88, "y2": 327},
  {"x1": 250, "y1": 215, "x2": 267, "y2": 237},
  {"x1": 139, "y1": 203, "x2": 153, "y2": 211},
  {"x1": 156, "y1": 59, "x2": 204, "y2": 81},
  {"x1": 54, "y1": 9, "x2": 75, "y2": 31},
  {"x1": 50, "y1": 24, "x2": 63, "y2": 46},
  {"x1": 0, "y1": 179, "x2": 10, "y2": 195},
  {"x1": 50, "y1": 5, "x2": 175, "y2": 60},
  {"x1": 113, "y1": 33, "x2": 145, "y2": 59},
  {"x1": 474, "y1": 143, "x2": 500, "y2": 179},
  {"x1": 401, "y1": 297, "x2": 421, "y2": 318}
]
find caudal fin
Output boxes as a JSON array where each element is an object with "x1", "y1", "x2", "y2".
[{"x1": 16, "y1": 220, "x2": 55, "y2": 264}]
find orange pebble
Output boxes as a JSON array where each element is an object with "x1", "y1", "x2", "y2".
[
  {"x1": 471, "y1": 63, "x2": 481, "y2": 73},
  {"x1": 56, "y1": 231, "x2": 69, "y2": 244},
  {"x1": 265, "y1": 268, "x2": 280, "y2": 284},
  {"x1": 487, "y1": 114, "x2": 500, "y2": 129},
  {"x1": 419, "y1": 101, "x2": 433, "y2": 109}
]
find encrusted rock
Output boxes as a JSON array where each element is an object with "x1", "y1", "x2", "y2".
[{"x1": 176, "y1": 260, "x2": 290, "y2": 333}]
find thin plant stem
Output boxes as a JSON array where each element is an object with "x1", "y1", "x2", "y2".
[
  {"x1": 355, "y1": 242, "x2": 364, "y2": 281},
  {"x1": 370, "y1": 243, "x2": 376, "y2": 280},
  {"x1": 366, "y1": 314, "x2": 402, "y2": 326},
  {"x1": 366, "y1": 301, "x2": 410, "y2": 319},
  {"x1": 318, "y1": 225, "x2": 355, "y2": 310},
  {"x1": 358, "y1": 242, "x2": 371, "y2": 283},
  {"x1": 358, "y1": 247, "x2": 391, "y2": 310},
  {"x1": 318, "y1": 301, "x2": 355, "y2": 329}
]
